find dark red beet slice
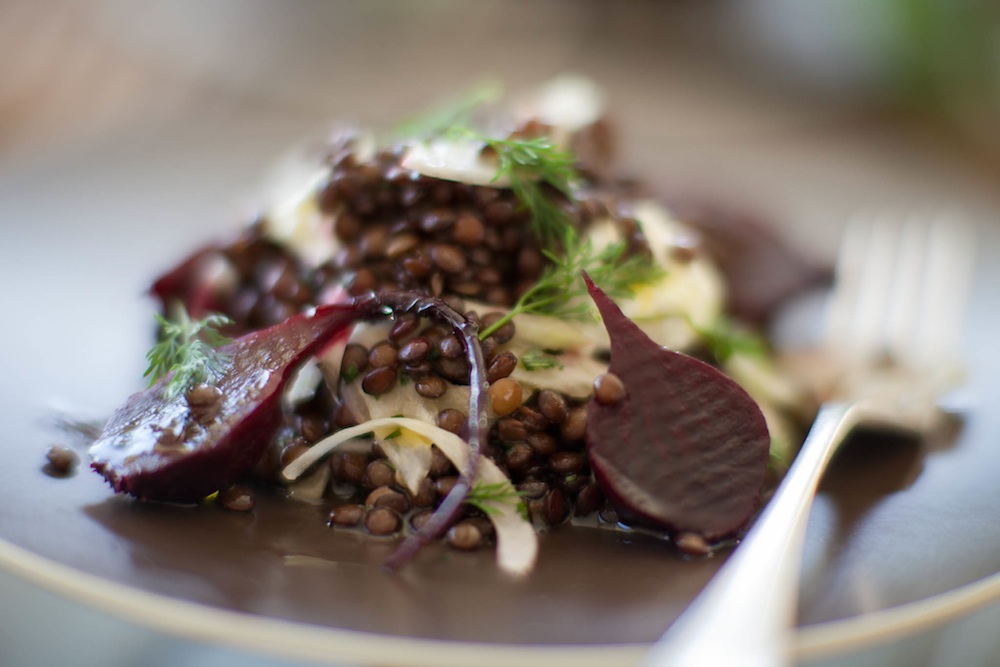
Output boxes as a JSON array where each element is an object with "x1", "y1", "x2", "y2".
[
  {"x1": 89, "y1": 290, "x2": 488, "y2": 570},
  {"x1": 584, "y1": 274, "x2": 770, "y2": 540},
  {"x1": 90, "y1": 301, "x2": 364, "y2": 502},
  {"x1": 150, "y1": 243, "x2": 229, "y2": 321}
]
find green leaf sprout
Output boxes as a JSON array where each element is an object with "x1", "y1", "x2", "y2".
[{"x1": 143, "y1": 305, "x2": 233, "y2": 399}]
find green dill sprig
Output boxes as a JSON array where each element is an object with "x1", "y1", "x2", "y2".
[
  {"x1": 479, "y1": 225, "x2": 665, "y2": 339},
  {"x1": 690, "y1": 316, "x2": 768, "y2": 364},
  {"x1": 465, "y1": 481, "x2": 528, "y2": 520},
  {"x1": 470, "y1": 132, "x2": 662, "y2": 339},
  {"x1": 481, "y1": 135, "x2": 575, "y2": 247},
  {"x1": 398, "y1": 85, "x2": 664, "y2": 338},
  {"x1": 519, "y1": 349, "x2": 564, "y2": 371},
  {"x1": 393, "y1": 81, "x2": 503, "y2": 141},
  {"x1": 144, "y1": 305, "x2": 233, "y2": 399}
]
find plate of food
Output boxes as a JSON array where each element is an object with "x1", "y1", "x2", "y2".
[{"x1": 2, "y1": 77, "x2": 999, "y2": 667}]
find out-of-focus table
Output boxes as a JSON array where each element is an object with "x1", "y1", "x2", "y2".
[{"x1": 2, "y1": 2, "x2": 999, "y2": 666}]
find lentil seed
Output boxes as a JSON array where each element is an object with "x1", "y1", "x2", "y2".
[
  {"x1": 526, "y1": 432, "x2": 558, "y2": 457},
  {"x1": 560, "y1": 406, "x2": 588, "y2": 441},
  {"x1": 329, "y1": 503, "x2": 365, "y2": 527},
  {"x1": 367, "y1": 341, "x2": 398, "y2": 368},
  {"x1": 366, "y1": 486, "x2": 411, "y2": 514},
  {"x1": 365, "y1": 460, "x2": 395, "y2": 488},
  {"x1": 452, "y1": 214, "x2": 485, "y2": 246},
  {"x1": 365, "y1": 507, "x2": 402, "y2": 535},
  {"x1": 334, "y1": 451, "x2": 369, "y2": 485},
  {"x1": 334, "y1": 212, "x2": 361, "y2": 240},
  {"x1": 549, "y1": 451, "x2": 585, "y2": 476},
  {"x1": 398, "y1": 337, "x2": 430, "y2": 364},
  {"x1": 537, "y1": 390, "x2": 568, "y2": 424},
  {"x1": 481, "y1": 312, "x2": 515, "y2": 343},
  {"x1": 299, "y1": 414, "x2": 327, "y2": 443},
  {"x1": 402, "y1": 256, "x2": 432, "y2": 278},
  {"x1": 429, "y1": 446, "x2": 454, "y2": 477},
  {"x1": 676, "y1": 532, "x2": 711, "y2": 557},
  {"x1": 489, "y1": 377, "x2": 522, "y2": 416},
  {"x1": 447, "y1": 521, "x2": 483, "y2": 550},
  {"x1": 340, "y1": 343, "x2": 369, "y2": 379},
  {"x1": 45, "y1": 446, "x2": 78, "y2": 475},
  {"x1": 430, "y1": 244, "x2": 467, "y2": 274},
  {"x1": 388, "y1": 315, "x2": 419, "y2": 341},
  {"x1": 436, "y1": 408, "x2": 466, "y2": 435},
  {"x1": 515, "y1": 406, "x2": 548, "y2": 432},
  {"x1": 437, "y1": 334, "x2": 463, "y2": 359},
  {"x1": 219, "y1": 484, "x2": 256, "y2": 512},
  {"x1": 486, "y1": 352, "x2": 518, "y2": 383},
  {"x1": 479, "y1": 336, "x2": 499, "y2": 363},
  {"x1": 434, "y1": 475, "x2": 458, "y2": 497},
  {"x1": 403, "y1": 361, "x2": 433, "y2": 377},
  {"x1": 409, "y1": 478, "x2": 437, "y2": 507},
  {"x1": 410, "y1": 509, "x2": 433, "y2": 530},
  {"x1": 593, "y1": 372, "x2": 627, "y2": 405},
  {"x1": 434, "y1": 356, "x2": 470, "y2": 383},
  {"x1": 574, "y1": 482, "x2": 604, "y2": 516},
  {"x1": 517, "y1": 479, "x2": 549, "y2": 500},
  {"x1": 415, "y1": 375, "x2": 448, "y2": 399},
  {"x1": 504, "y1": 443, "x2": 534, "y2": 472},
  {"x1": 542, "y1": 487, "x2": 568, "y2": 526},
  {"x1": 361, "y1": 367, "x2": 398, "y2": 395},
  {"x1": 360, "y1": 227, "x2": 388, "y2": 259},
  {"x1": 421, "y1": 208, "x2": 455, "y2": 233},
  {"x1": 386, "y1": 232, "x2": 420, "y2": 258},
  {"x1": 347, "y1": 267, "x2": 378, "y2": 295},
  {"x1": 497, "y1": 418, "x2": 527, "y2": 442},
  {"x1": 485, "y1": 200, "x2": 514, "y2": 225}
]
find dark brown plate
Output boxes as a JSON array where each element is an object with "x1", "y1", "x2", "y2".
[{"x1": 3, "y1": 128, "x2": 1000, "y2": 667}]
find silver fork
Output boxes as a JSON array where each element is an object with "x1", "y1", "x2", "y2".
[{"x1": 643, "y1": 213, "x2": 977, "y2": 667}]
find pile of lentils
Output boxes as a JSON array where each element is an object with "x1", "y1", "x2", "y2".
[{"x1": 160, "y1": 135, "x2": 654, "y2": 551}]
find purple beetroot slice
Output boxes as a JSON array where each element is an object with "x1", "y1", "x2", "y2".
[
  {"x1": 584, "y1": 274, "x2": 770, "y2": 541},
  {"x1": 89, "y1": 291, "x2": 489, "y2": 571},
  {"x1": 90, "y1": 301, "x2": 365, "y2": 502}
]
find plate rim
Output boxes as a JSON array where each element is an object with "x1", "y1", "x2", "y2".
[{"x1": 4, "y1": 531, "x2": 1000, "y2": 666}]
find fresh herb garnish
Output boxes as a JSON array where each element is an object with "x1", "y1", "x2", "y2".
[
  {"x1": 469, "y1": 131, "x2": 662, "y2": 339},
  {"x1": 480, "y1": 225, "x2": 664, "y2": 339},
  {"x1": 393, "y1": 81, "x2": 503, "y2": 141},
  {"x1": 143, "y1": 306, "x2": 233, "y2": 399},
  {"x1": 519, "y1": 349, "x2": 564, "y2": 371},
  {"x1": 341, "y1": 364, "x2": 361, "y2": 384},
  {"x1": 402, "y1": 87, "x2": 664, "y2": 340},
  {"x1": 480, "y1": 135, "x2": 575, "y2": 247},
  {"x1": 691, "y1": 317, "x2": 768, "y2": 364},
  {"x1": 465, "y1": 480, "x2": 528, "y2": 520},
  {"x1": 383, "y1": 428, "x2": 403, "y2": 440}
]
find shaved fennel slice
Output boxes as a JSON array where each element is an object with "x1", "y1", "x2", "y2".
[{"x1": 283, "y1": 417, "x2": 538, "y2": 576}]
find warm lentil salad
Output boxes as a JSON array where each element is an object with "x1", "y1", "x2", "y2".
[{"x1": 86, "y1": 77, "x2": 818, "y2": 575}]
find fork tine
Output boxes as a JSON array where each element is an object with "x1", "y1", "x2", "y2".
[
  {"x1": 884, "y1": 216, "x2": 931, "y2": 366},
  {"x1": 823, "y1": 214, "x2": 867, "y2": 353},
  {"x1": 825, "y1": 213, "x2": 901, "y2": 363},
  {"x1": 826, "y1": 211, "x2": 976, "y2": 388},
  {"x1": 910, "y1": 214, "x2": 976, "y2": 373}
]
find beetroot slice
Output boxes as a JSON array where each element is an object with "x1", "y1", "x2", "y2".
[
  {"x1": 584, "y1": 274, "x2": 770, "y2": 541},
  {"x1": 90, "y1": 301, "x2": 364, "y2": 502},
  {"x1": 89, "y1": 291, "x2": 488, "y2": 571}
]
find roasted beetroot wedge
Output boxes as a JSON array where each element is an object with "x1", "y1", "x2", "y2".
[
  {"x1": 584, "y1": 275, "x2": 770, "y2": 541},
  {"x1": 90, "y1": 302, "x2": 364, "y2": 502}
]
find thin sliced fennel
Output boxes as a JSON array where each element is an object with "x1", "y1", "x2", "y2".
[{"x1": 283, "y1": 417, "x2": 538, "y2": 576}]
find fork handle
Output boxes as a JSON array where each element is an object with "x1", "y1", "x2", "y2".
[{"x1": 643, "y1": 402, "x2": 859, "y2": 667}]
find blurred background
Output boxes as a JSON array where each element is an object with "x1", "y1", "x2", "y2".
[
  {"x1": 2, "y1": 0, "x2": 999, "y2": 255},
  {"x1": 1, "y1": 1, "x2": 999, "y2": 666}
]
